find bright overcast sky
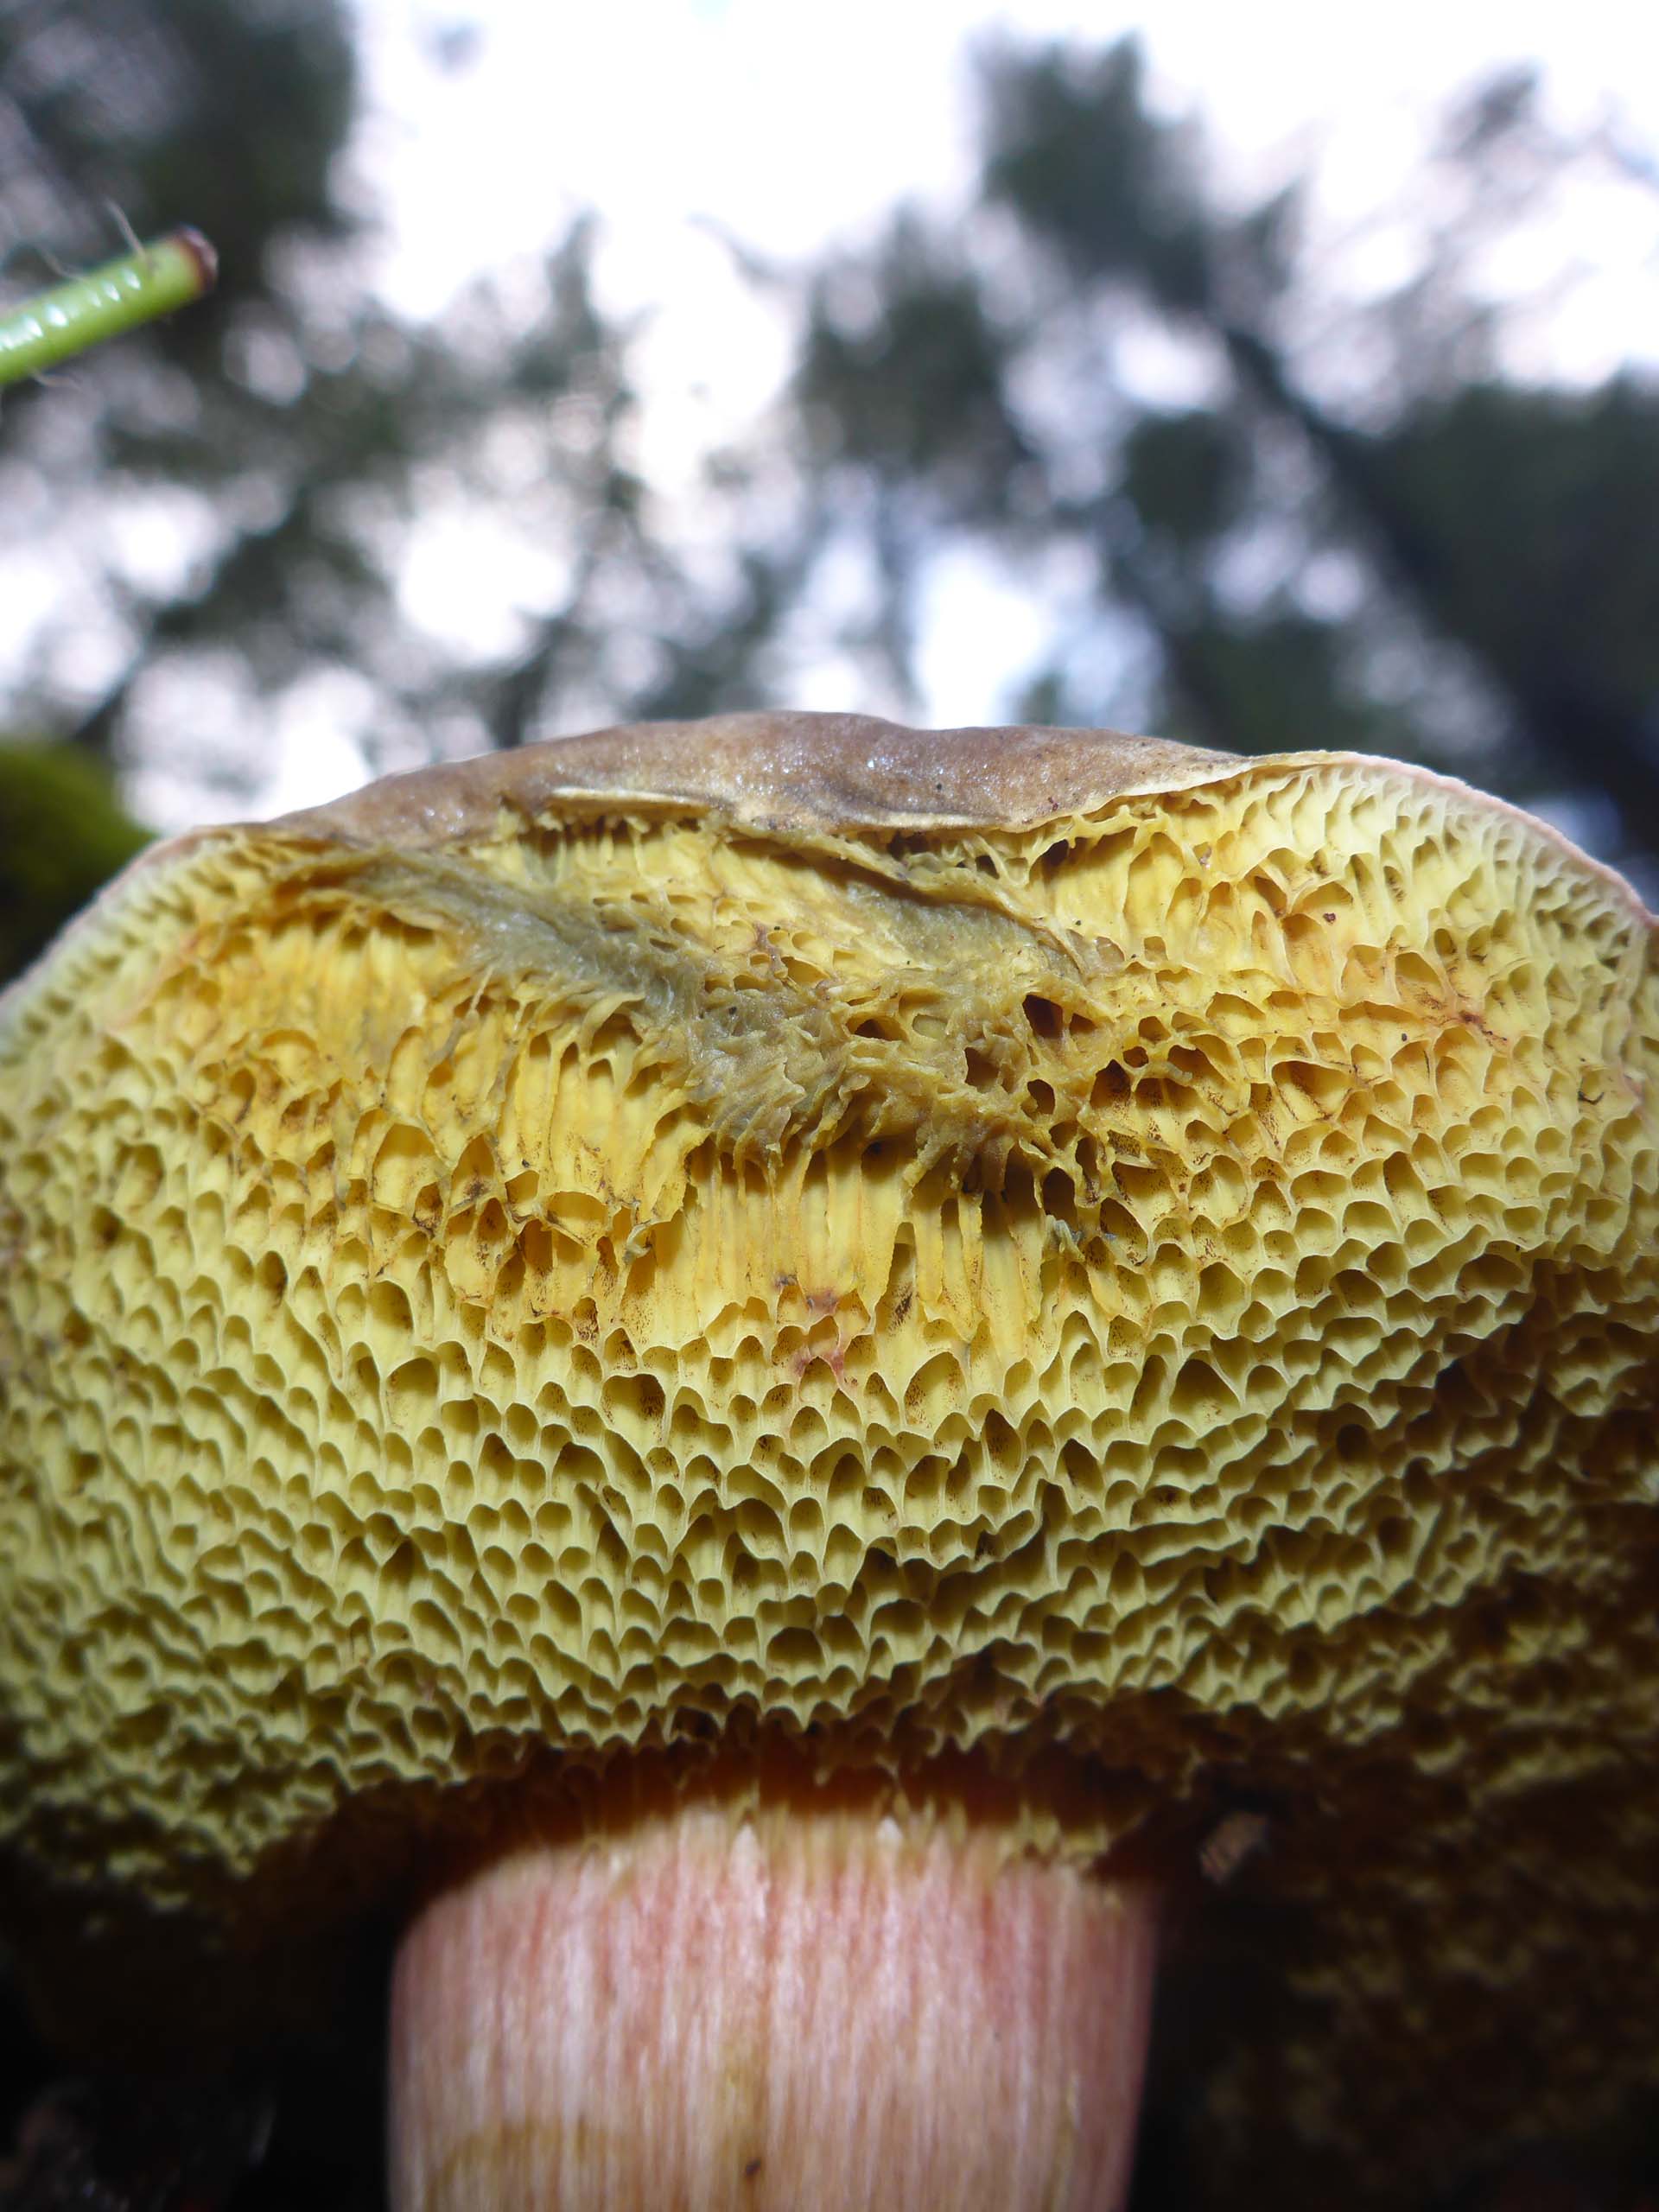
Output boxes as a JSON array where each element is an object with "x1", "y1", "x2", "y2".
[
  {"x1": 24, "y1": 0, "x2": 1659, "y2": 831},
  {"x1": 357, "y1": 0, "x2": 1659, "y2": 358},
  {"x1": 232, "y1": 0, "x2": 1641, "y2": 827}
]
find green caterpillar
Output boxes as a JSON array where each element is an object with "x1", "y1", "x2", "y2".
[{"x1": 0, "y1": 227, "x2": 217, "y2": 388}]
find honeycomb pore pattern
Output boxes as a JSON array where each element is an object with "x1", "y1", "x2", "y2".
[{"x1": 2, "y1": 715, "x2": 1656, "y2": 2201}]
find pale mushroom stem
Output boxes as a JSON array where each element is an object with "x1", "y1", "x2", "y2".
[{"x1": 389, "y1": 1802, "x2": 1158, "y2": 2212}]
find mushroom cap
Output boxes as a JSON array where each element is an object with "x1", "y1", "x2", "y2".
[{"x1": 2, "y1": 713, "x2": 1656, "y2": 2199}]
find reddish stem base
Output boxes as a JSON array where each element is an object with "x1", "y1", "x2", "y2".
[{"x1": 390, "y1": 1803, "x2": 1156, "y2": 2211}]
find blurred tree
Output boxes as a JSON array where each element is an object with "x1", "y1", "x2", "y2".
[
  {"x1": 787, "y1": 40, "x2": 1659, "y2": 863},
  {"x1": 0, "y1": 0, "x2": 353, "y2": 331},
  {"x1": 1, "y1": 0, "x2": 365, "y2": 778},
  {"x1": 3, "y1": 17, "x2": 1659, "y2": 875},
  {"x1": 1358, "y1": 378, "x2": 1659, "y2": 846},
  {"x1": 0, "y1": 0, "x2": 797, "y2": 840},
  {"x1": 3, "y1": 11, "x2": 1656, "y2": 895}
]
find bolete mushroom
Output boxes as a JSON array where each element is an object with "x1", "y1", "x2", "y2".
[{"x1": 1, "y1": 713, "x2": 1656, "y2": 2209}]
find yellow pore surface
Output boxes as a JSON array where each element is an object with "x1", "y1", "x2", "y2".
[{"x1": 1, "y1": 748, "x2": 1656, "y2": 1948}]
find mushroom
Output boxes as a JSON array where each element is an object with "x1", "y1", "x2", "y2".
[{"x1": 1, "y1": 712, "x2": 1655, "y2": 2209}]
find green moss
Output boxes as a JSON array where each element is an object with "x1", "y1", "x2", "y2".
[{"x1": 0, "y1": 741, "x2": 151, "y2": 982}]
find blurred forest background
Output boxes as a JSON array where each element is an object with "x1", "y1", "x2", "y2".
[
  {"x1": 2, "y1": 2, "x2": 1658, "y2": 2206},
  {"x1": 3, "y1": 0, "x2": 1659, "y2": 993}
]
